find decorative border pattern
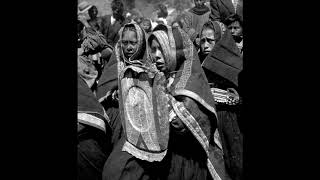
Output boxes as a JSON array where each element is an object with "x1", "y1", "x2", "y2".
[
  {"x1": 173, "y1": 89, "x2": 218, "y2": 119},
  {"x1": 175, "y1": 28, "x2": 193, "y2": 90},
  {"x1": 170, "y1": 98, "x2": 221, "y2": 180},
  {"x1": 167, "y1": 26, "x2": 177, "y2": 72},
  {"x1": 78, "y1": 112, "x2": 106, "y2": 132},
  {"x1": 122, "y1": 141, "x2": 167, "y2": 162},
  {"x1": 152, "y1": 31, "x2": 171, "y2": 69}
]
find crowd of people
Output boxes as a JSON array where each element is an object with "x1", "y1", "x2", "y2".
[{"x1": 77, "y1": 0, "x2": 243, "y2": 180}]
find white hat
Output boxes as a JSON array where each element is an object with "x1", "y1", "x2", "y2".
[{"x1": 78, "y1": 1, "x2": 93, "y2": 14}]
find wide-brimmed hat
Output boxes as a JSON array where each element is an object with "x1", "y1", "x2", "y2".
[{"x1": 78, "y1": 1, "x2": 93, "y2": 14}]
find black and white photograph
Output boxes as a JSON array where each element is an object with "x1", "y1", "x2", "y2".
[{"x1": 77, "y1": 0, "x2": 243, "y2": 180}]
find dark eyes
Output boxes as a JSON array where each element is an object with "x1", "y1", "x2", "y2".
[
  {"x1": 208, "y1": 39, "x2": 215, "y2": 44},
  {"x1": 200, "y1": 38, "x2": 215, "y2": 43},
  {"x1": 229, "y1": 27, "x2": 240, "y2": 30},
  {"x1": 122, "y1": 41, "x2": 137, "y2": 46}
]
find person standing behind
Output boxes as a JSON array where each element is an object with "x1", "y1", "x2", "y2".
[
  {"x1": 87, "y1": 5, "x2": 104, "y2": 33},
  {"x1": 78, "y1": 1, "x2": 92, "y2": 21},
  {"x1": 140, "y1": 18, "x2": 152, "y2": 37},
  {"x1": 225, "y1": 14, "x2": 243, "y2": 55},
  {"x1": 209, "y1": 0, "x2": 243, "y2": 25},
  {"x1": 155, "y1": 4, "x2": 168, "y2": 25},
  {"x1": 100, "y1": 0, "x2": 129, "y2": 48},
  {"x1": 173, "y1": 0, "x2": 211, "y2": 48}
]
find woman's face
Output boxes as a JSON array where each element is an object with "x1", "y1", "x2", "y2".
[
  {"x1": 200, "y1": 28, "x2": 216, "y2": 55},
  {"x1": 150, "y1": 38, "x2": 166, "y2": 72},
  {"x1": 121, "y1": 30, "x2": 138, "y2": 59}
]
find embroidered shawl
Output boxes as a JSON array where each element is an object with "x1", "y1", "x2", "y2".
[
  {"x1": 150, "y1": 25, "x2": 231, "y2": 180},
  {"x1": 101, "y1": 22, "x2": 170, "y2": 162}
]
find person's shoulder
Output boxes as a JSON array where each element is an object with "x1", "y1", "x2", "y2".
[
  {"x1": 100, "y1": 15, "x2": 112, "y2": 24},
  {"x1": 100, "y1": 14, "x2": 111, "y2": 20}
]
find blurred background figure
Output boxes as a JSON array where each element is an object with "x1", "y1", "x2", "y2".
[
  {"x1": 155, "y1": 4, "x2": 168, "y2": 25},
  {"x1": 78, "y1": 1, "x2": 93, "y2": 21},
  {"x1": 140, "y1": 18, "x2": 152, "y2": 35},
  {"x1": 87, "y1": 5, "x2": 104, "y2": 32},
  {"x1": 209, "y1": 0, "x2": 243, "y2": 25},
  {"x1": 99, "y1": 0, "x2": 129, "y2": 47},
  {"x1": 78, "y1": 1, "x2": 93, "y2": 51},
  {"x1": 174, "y1": 0, "x2": 211, "y2": 48},
  {"x1": 78, "y1": 20, "x2": 85, "y2": 48}
]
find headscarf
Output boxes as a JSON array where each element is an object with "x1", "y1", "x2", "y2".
[
  {"x1": 96, "y1": 22, "x2": 149, "y2": 101},
  {"x1": 78, "y1": 74, "x2": 110, "y2": 133},
  {"x1": 150, "y1": 25, "x2": 230, "y2": 180},
  {"x1": 117, "y1": 23, "x2": 149, "y2": 65},
  {"x1": 97, "y1": 22, "x2": 170, "y2": 162},
  {"x1": 200, "y1": 20, "x2": 224, "y2": 44},
  {"x1": 150, "y1": 25, "x2": 217, "y2": 117},
  {"x1": 201, "y1": 21, "x2": 242, "y2": 87}
]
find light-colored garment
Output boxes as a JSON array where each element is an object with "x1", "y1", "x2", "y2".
[
  {"x1": 150, "y1": 20, "x2": 158, "y2": 30},
  {"x1": 110, "y1": 15, "x2": 115, "y2": 25},
  {"x1": 236, "y1": 39, "x2": 243, "y2": 53},
  {"x1": 231, "y1": 0, "x2": 239, "y2": 13},
  {"x1": 157, "y1": 17, "x2": 168, "y2": 25},
  {"x1": 150, "y1": 17, "x2": 168, "y2": 30}
]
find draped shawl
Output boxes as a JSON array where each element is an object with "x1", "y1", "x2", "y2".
[
  {"x1": 98, "y1": 22, "x2": 171, "y2": 162},
  {"x1": 78, "y1": 74, "x2": 110, "y2": 133},
  {"x1": 201, "y1": 21, "x2": 242, "y2": 87},
  {"x1": 150, "y1": 25, "x2": 230, "y2": 180}
]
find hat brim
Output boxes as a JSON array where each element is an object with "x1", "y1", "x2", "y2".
[{"x1": 78, "y1": 5, "x2": 93, "y2": 14}]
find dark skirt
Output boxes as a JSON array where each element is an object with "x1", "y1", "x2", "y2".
[
  {"x1": 166, "y1": 127, "x2": 213, "y2": 180},
  {"x1": 102, "y1": 137, "x2": 169, "y2": 180},
  {"x1": 217, "y1": 105, "x2": 243, "y2": 180},
  {"x1": 78, "y1": 125, "x2": 112, "y2": 180},
  {"x1": 106, "y1": 106, "x2": 123, "y2": 147},
  {"x1": 100, "y1": 98, "x2": 123, "y2": 148}
]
